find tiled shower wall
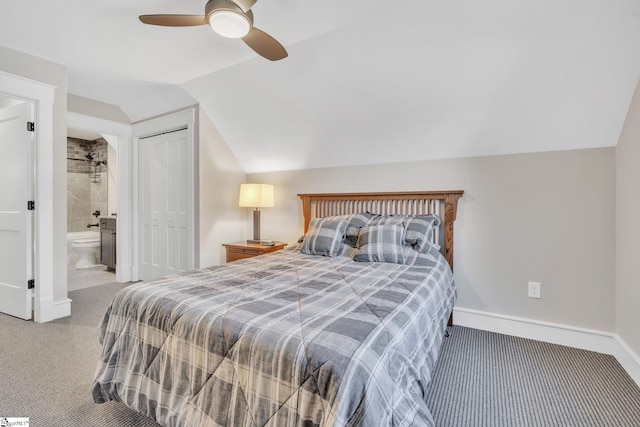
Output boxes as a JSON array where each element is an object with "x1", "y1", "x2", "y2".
[{"x1": 67, "y1": 137, "x2": 108, "y2": 232}]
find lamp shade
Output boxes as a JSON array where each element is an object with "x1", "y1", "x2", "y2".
[{"x1": 239, "y1": 183, "x2": 274, "y2": 208}]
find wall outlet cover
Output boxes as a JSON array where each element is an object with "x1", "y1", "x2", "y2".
[{"x1": 528, "y1": 281, "x2": 541, "y2": 299}]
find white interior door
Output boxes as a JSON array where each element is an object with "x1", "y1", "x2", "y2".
[
  {"x1": 139, "y1": 128, "x2": 192, "y2": 280},
  {"x1": 0, "y1": 99, "x2": 34, "y2": 320}
]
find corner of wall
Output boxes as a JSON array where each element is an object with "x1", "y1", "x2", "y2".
[
  {"x1": 197, "y1": 108, "x2": 247, "y2": 267},
  {"x1": 615, "y1": 79, "x2": 640, "y2": 358}
]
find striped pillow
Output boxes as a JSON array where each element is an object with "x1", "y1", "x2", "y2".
[
  {"x1": 300, "y1": 218, "x2": 348, "y2": 257},
  {"x1": 354, "y1": 224, "x2": 406, "y2": 264}
]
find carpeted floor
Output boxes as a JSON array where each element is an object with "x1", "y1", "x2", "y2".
[
  {"x1": 0, "y1": 282, "x2": 160, "y2": 427},
  {"x1": 425, "y1": 326, "x2": 640, "y2": 426},
  {"x1": 1, "y1": 282, "x2": 639, "y2": 426}
]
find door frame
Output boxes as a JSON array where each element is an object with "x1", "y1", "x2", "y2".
[
  {"x1": 67, "y1": 112, "x2": 133, "y2": 283},
  {"x1": 0, "y1": 70, "x2": 60, "y2": 322},
  {"x1": 132, "y1": 107, "x2": 198, "y2": 281}
]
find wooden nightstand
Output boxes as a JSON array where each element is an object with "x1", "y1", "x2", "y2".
[{"x1": 223, "y1": 241, "x2": 287, "y2": 262}]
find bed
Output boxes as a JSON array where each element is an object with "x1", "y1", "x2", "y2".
[{"x1": 92, "y1": 190, "x2": 464, "y2": 427}]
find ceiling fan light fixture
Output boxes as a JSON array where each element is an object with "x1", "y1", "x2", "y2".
[
  {"x1": 209, "y1": 10, "x2": 251, "y2": 38},
  {"x1": 140, "y1": 0, "x2": 287, "y2": 60}
]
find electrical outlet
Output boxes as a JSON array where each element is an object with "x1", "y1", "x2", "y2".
[{"x1": 528, "y1": 281, "x2": 541, "y2": 299}]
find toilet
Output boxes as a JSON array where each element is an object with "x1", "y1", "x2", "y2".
[{"x1": 71, "y1": 237, "x2": 101, "y2": 269}]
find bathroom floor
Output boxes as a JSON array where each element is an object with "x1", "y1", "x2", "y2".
[{"x1": 67, "y1": 265, "x2": 116, "y2": 291}]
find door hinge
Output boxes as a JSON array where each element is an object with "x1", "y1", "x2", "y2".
[
  {"x1": 27, "y1": 200, "x2": 35, "y2": 210},
  {"x1": 28, "y1": 279, "x2": 35, "y2": 290},
  {"x1": 27, "y1": 122, "x2": 35, "y2": 132}
]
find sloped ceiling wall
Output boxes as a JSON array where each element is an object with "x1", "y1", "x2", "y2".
[{"x1": 182, "y1": 0, "x2": 640, "y2": 173}]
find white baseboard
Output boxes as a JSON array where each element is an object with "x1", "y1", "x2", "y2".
[
  {"x1": 453, "y1": 307, "x2": 640, "y2": 388},
  {"x1": 36, "y1": 297, "x2": 72, "y2": 323},
  {"x1": 613, "y1": 334, "x2": 640, "y2": 387},
  {"x1": 51, "y1": 298, "x2": 72, "y2": 319}
]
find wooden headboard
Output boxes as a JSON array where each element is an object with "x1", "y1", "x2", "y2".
[{"x1": 297, "y1": 191, "x2": 464, "y2": 270}]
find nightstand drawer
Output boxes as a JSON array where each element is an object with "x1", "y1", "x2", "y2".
[{"x1": 229, "y1": 247, "x2": 261, "y2": 257}]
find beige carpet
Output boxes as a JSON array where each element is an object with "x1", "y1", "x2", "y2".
[{"x1": 0, "y1": 282, "x2": 159, "y2": 426}]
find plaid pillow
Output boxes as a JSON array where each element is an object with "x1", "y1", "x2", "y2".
[
  {"x1": 354, "y1": 224, "x2": 406, "y2": 264},
  {"x1": 404, "y1": 215, "x2": 441, "y2": 251},
  {"x1": 324, "y1": 212, "x2": 378, "y2": 246},
  {"x1": 370, "y1": 214, "x2": 441, "y2": 252},
  {"x1": 300, "y1": 218, "x2": 348, "y2": 257},
  {"x1": 369, "y1": 215, "x2": 405, "y2": 226}
]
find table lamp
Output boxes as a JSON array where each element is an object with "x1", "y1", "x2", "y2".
[{"x1": 239, "y1": 183, "x2": 274, "y2": 244}]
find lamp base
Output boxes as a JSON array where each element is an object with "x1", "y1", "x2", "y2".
[
  {"x1": 252, "y1": 209, "x2": 261, "y2": 242},
  {"x1": 246, "y1": 239, "x2": 261, "y2": 244}
]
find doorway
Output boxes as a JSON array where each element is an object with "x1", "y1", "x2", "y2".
[
  {"x1": 0, "y1": 94, "x2": 35, "y2": 320},
  {"x1": 67, "y1": 112, "x2": 133, "y2": 285},
  {"x1": 66, "y1": 127, "x2": 118, "y2": 290}
]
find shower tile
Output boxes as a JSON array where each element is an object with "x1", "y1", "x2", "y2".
[{"x1": 68, "y1": 137, "x2": 110, "y2": 233}]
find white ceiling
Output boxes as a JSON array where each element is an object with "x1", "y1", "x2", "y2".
[{"x1": 2, "y1": 0, "x2": 640, "y2": 173}]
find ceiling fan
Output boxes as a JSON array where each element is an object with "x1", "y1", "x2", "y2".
[{"x1": 139, "y1": 0, "x2": 288, "y2": 61}]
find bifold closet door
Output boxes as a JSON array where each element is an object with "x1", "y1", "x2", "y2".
[{"x1": 138, "y1": 128, "x2": 192, "y2": 281}]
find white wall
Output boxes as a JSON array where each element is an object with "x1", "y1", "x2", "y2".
[
  {"x1": 68, "y1": 93, "x2": 130, "y2": 124},
  {"x1": 616, "y1": 81, "x2": 640, "y2": 356},
  {"x1": 197, "y1": 108, "x2": 247, "y2": 267},
  {"x1": 249, "y1": 148, "x2": 616, "y2": 332}
]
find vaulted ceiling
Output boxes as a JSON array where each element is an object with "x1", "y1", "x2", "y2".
[{"x1": 2, "y1": 0, "x2": 640, "y2": 172}]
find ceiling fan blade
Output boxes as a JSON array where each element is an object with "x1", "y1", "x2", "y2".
[
  {"x1": 232, "y1": 0, "x2": 257, "y2": 12},
  {"x1": 139, "y1": 15, "x2": 208, "y2": 27},
  {"x1": 242, "y1": 28, "x2": 288, "y2": 61}
]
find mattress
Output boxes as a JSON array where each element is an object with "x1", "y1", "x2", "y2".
[{"x1": 92, "y1": 246, "x2": 455, "y2": 426}]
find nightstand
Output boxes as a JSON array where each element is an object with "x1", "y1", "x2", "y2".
[{"x1": 223, "y1": 241, "x2": 287, "y2": 262}]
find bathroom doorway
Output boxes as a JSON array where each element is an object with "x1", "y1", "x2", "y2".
[{"x1": 66, "y1": 127, "x2": 118, "y2": 290}]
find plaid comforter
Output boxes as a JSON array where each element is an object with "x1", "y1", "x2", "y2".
[{"x1": 92, "y1": 247, "x2": 455, "y2": 427}]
